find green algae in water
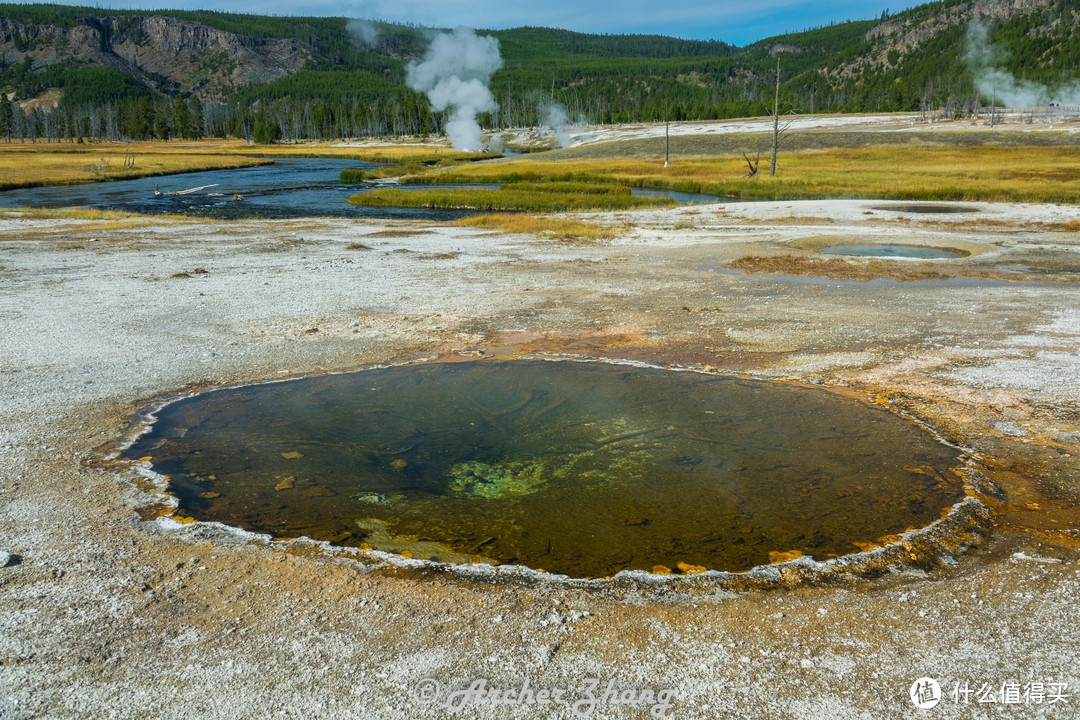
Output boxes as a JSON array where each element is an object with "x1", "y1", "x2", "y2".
[{"x1": 126, "y1": 360, "x2": 966, "y2": 578}]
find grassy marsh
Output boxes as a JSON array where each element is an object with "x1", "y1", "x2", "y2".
[
  {"x1": 347, "y1": 184, "x2": 674, "y2": 212},
  {"x1": 6, "y1": 129, "x2": 1080, "y2": 206},
  {"x1": 407, "y1": 144, "x2": 1080, "y2": 204}
]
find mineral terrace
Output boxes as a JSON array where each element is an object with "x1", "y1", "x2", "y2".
[{"x1": 1, "y1": 196, "x2": 1079, "y2": 718}]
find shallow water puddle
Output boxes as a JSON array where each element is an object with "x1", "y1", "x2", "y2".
[
  {"x1": 127, "y1": 360, "x2": 965, "y2": 578},
  {"x1": 820, "y1": 245, "x2": 965, "y2": 259}
]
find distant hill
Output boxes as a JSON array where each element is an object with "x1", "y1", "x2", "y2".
[{"x1": 0, "y1": 0, "x2": 1078, "y2": 141}]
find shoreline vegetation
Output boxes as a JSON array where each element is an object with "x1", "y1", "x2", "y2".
[
  {"x1": 0, "y1": 126, "x2": 1079, "y2": 205},
  {"x1": 0, "y1": 140, "x2": 497, "y2": 191}
]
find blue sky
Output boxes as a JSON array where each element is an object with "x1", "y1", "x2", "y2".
[{"x1": 72, "y1": 0, "x2": 916, "y2": 45}]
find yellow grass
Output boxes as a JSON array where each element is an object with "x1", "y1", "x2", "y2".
[
  {"x1": 454, "y1": 214, "x2": 619, "y2": 241},
  {"x1": 0, "y1": 139, "x2": 482, "y2": 191},
  {"x1": 415, "y1": 145, "x2": 1080, "y2": 204},
  {"x1": 4, "y1": 206, "x2": 161, "y2": 220},
  {"x1": 0, "y1": 141, "x2": 268, "y2": 190},
  {"x1": 0, "y1": 206, "x2": 195, "y2": 222}
]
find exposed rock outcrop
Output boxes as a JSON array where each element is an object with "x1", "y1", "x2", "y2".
[{"x1": 0, "y1": 14, "x2": 310, "y2": 96}]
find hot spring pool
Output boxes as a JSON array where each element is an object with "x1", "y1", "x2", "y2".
[{"x1": 127, "y1": 360, "x2": 966, "y2": 578}]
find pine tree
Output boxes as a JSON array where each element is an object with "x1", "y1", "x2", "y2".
[
  {"x1": 173, "y1": 95, "x2": 193, "y2": 139},
  {"x1": 187, "y1": 96, "x2": 204, "y2": 138},
  {"x1": 0, "y1": 100, "x2": 12, "y2": 142}
]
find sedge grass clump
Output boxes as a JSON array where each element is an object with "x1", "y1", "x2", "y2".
[{"x1": 340, "y1": 169, "x2": 370, "y2": 184}]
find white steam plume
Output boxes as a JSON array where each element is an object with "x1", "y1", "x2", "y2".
[
  {"x1": 406, "y1": 27, "x2": 502, "y2": 151},
  {"x1": 964, "y1": 20, "x2": 1080, "y2": 107},
  {"x1": 541, "y1": 103, "x2": 573, "y2": 148},
  {"x1": 346, "y1": 19, "x2": 381, "y2": 48}
]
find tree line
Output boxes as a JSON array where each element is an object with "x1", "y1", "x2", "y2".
[{"x1": 1, "y1": 1, "x2": 1078, "y2": 144}]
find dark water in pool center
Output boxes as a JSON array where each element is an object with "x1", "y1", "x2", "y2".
[{"x1": 126, "y1": 361, "x2": 966, "y2": 578}]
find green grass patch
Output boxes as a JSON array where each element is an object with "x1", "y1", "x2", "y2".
[
  {"x1": 340, "y1": 168, "x2": 374, "y2": 184},
  {"x1": 347, "y1": 185, "x2": 674, "y2": 211}
]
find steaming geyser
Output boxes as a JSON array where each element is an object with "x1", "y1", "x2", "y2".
[
  {"x1": 407, "y1": 27, "x2": 502, "y2": 151},
  {"x1": 964, "y1": 20, "x2": 1080, "y2": 108}
]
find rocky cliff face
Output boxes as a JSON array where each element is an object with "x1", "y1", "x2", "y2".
[
  {"x1": 813, "y1": 0, "x2": 1072, "y2": 87},
  {"x1": 868, "y1": 0, "x2": 1058, "y2": 47},
  {"x1": 0, "y1": 14, "x2": 310, "y2": 96}
]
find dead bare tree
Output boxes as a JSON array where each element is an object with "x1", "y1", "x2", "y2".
[
  {"x1": 664, "y1": 117, "x2": 669, "y2": 167},
  {"x1": 742, "y1": 151, "x2": 760, "y2": 177},
  {"x1": 989, "y1": 66, "x2": 998, "y2": 128},
  {"x1": 767, "y1": 56, "x2": 794, "y2": 176}
]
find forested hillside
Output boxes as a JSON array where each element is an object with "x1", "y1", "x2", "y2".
[{"x1": 0, "y1": 0, "x2": 1078, "y2": 143}]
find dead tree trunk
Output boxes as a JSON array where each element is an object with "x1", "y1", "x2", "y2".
[
  {"x1": 990, "y1": 74, "x2": 998, "y2": 128},
  {"x1": 743, "y1": 152, "x2": 760, "y2": 177},
  {"x1": 770, "y1": 56, "x2": 781, "y2": 177},
  {"x1": 664, "y1": 118, "x2": 669, "y2": 167}
]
